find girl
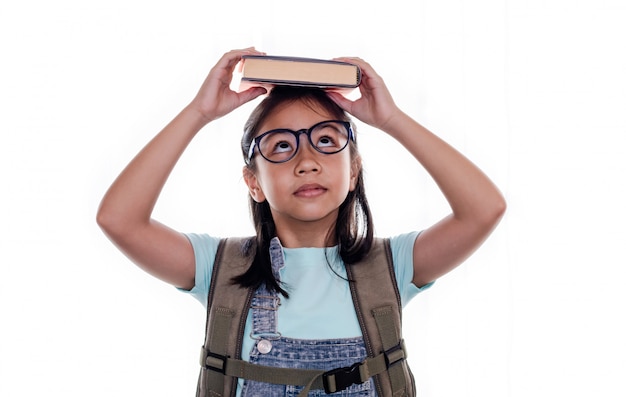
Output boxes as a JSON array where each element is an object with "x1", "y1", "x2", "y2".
[{"x1": 97, "y1": 48, "x2": 506, "y2": 396}]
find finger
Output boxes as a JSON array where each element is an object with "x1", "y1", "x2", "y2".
[
  {"x1": 218, "y1": 47, "x2": 266, "y2": 71},
  {"x1": 333, "y1": 57, "x2": 370, "y2": 71},
  {"x1": 237, "y1": 86, "x2": 268, "y2": 104},
  {"x1": 326, "y1": 91, "x2": 354, "y2": 113}
]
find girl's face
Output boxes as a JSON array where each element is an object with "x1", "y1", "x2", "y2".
[{"x1": 243, "y1": 100, "x2": 360, "y2": 238}]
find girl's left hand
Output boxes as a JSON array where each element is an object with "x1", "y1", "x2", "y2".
[{"x1": 327, "y1": 57, "x2": 402, "y2": 131}]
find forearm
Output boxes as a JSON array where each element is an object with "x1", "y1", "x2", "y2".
[
  {"x1": 330, "y1": 57, "x2": 505, "y2": 285},
  {"x1": 97, "y1": 105, "x2": 210, "y2": 229},
  {"x1": 384, "y1": 111, "x2": 506, "y2": 224},
  {"x1": 95, "y1": 48, "x2": 267, "y2": 289}
]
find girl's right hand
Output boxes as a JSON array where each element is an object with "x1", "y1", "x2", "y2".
[
  {"x1": 188, "y1": 47, "x2": 268, "y2": 123},
  {"x1": 97, "y1": 48, "x2": 267, "y2": 291}
]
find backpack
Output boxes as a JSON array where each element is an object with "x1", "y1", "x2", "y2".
[{"x1": 196, "y1": 237, "x2": 416, "y2": 396}]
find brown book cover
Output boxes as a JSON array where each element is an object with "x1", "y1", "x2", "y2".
[{"x1": 239, "y1": 55, "x2": 361, "y2": 89}]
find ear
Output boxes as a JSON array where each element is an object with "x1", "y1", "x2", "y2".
[
  {"x1": 349, "y1": 155, "x2": 362, "y2": 192},
  {"x1": 243, "y1": 166, "x2": 266, "y2": 203}
]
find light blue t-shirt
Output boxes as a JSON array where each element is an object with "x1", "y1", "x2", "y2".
[{"x1": 181, "y1": 232, "x2": 431, "y2": 361}]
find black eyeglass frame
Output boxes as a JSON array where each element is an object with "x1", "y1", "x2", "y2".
[{"x1": 246, "y1": 120, "x2": 355, "y2": 164}]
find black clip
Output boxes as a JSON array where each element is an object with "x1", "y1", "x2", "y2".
[
  {"x1": 322, "y1": 362, "x2": 364, "y2": 394},
  {"x1": 203, "y1": 350, "x2": 228, "y2": 374}
]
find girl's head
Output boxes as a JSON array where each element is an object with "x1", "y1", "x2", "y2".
[{"x1": 234, "y1": 86, "x2": 374, "y2": 294}]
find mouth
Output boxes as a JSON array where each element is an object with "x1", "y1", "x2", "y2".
[{"x1": 294, "y1": 184, "x2": 327, "y2": 198}]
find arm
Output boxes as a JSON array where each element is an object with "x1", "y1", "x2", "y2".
[
  {"x1": 328, "y1": 58, "x2": 506, "y2": 287},
  {"x1": 96, "y1": 48, "x2": 267, "y2": 290}
]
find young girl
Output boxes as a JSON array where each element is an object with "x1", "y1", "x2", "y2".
[{"x1": 97, "y1": 47, "x2": 506, "y2": 396}]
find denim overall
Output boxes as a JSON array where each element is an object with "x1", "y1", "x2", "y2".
[{"x1": 239, "y1": 238, "x2": 377, "y2": 397}]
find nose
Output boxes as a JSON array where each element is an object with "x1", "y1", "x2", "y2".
[{"x1": 294, "y1": 137, "x2": 320, "y2": 174}]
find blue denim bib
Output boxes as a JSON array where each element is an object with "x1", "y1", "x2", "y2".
[{"x1": 240, "y1": 238, "x2": 377, "y2": 397}]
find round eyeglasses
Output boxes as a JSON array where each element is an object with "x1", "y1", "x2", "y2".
[{"x1": 247, "y1": 120, "x2": 354, "y2": 164}]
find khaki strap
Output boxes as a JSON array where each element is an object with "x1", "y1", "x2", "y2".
[
  {"x1": 200, "y1": 342, "x2": 407, "y2": 396},
  {"x1": 205, "y1": 308, "x2": 235, "y2": 395},
  {"x1": 373, "y1": 306, "x2": 407, "y2": 396}
]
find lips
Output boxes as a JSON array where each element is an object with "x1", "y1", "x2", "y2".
[{"x1": 294, "y1": 183, "x2": 327, "y2": 197}]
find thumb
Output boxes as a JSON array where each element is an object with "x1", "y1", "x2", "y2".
[
  {"x1": 237, "y1": 86, "x2": 268, "y2": 104},
  {"x1": 326, "y1": 91, "x2": 353, "y2": 113}
]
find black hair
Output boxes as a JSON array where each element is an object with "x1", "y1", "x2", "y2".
[{"x1": 232, "y1": 86, "x2": 374, "y2": 297}]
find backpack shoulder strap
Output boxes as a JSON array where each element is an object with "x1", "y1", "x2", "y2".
[
  {"x1": 196, "y1": 237, "x2": 255, "y2": 397},
  {"x1": 196, "y1": 237, "x2": 415, "y2": 397},
  {"x1": 346, "y1": 237, "x2": 415, "y2": 397}
]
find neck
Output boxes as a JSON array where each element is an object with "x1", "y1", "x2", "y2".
[{"x1": 273, "y1": 218, "x2": 337, "y2": 248}]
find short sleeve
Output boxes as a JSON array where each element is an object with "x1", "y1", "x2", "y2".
[
  {"x1": 176, "y1": 233, "x2": 221, "y2": 308},
  {"x1": 389, "y1": 231, "x2": 434, "y2": 307}
]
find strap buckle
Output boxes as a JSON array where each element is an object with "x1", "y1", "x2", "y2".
[
  {"x1": 322, "y1": 362, "x2": 364, "y2": 394},
  {"x1": 384, "y1": 340, "x2": 406, "y2": 368},
  {"x1": 201, "y1": 348, "x2": 228, "y2": 374}
]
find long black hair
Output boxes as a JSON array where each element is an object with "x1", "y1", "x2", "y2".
[{"x1": 232, "y1": 86, "x2": 374, "y2": 297}]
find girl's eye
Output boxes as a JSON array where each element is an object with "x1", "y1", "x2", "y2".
[
  {"x1": 313, "y1": 123, "x2": 344, "y2": 150},
  {"x1": 316, "y1": 135, "x2": 337, "y2": 148},
  {"x1": 259, "y1": 131, "x2": 296, "y2": 158},
  {"x1": 273, "y1": 140, "x2": 294, "y2": 153}
]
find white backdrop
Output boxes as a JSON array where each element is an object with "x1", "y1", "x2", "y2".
[{"x1": 1, "y1": 0, "x2": 625, "y2": 396}]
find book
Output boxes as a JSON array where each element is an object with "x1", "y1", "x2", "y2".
[{"x1": 238, "y1": 55, "x2": 361, "y2": 90}]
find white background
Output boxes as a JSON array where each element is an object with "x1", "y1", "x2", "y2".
[{"x1": 1, "y1": 0, "x2": 625, "y2": 396}]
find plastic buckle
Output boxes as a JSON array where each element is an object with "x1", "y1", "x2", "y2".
[
  {"x1": 322, "y1": 362, "x2": 364, "y2": 394},
  {"x1": 384, "y1": 341, "x2": 405, "y2": 368},
  {"x1": 203, "y1": 350, "x2": 228, "y2": 374}
]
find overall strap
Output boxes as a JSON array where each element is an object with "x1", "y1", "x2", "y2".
[
  {"x1": 196, "y1": 237, "x2": 256, "y2": 397},
  {"x1": 346, "y1": 238, "x2": 415, "y2": 397},
  {"x1": 249, "y1": 237, "x2": 284, "y2": 340}
]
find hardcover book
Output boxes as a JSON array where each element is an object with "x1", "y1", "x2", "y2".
[{"x1": 238, "y1": 55, "x2": 361, "y2": 90}]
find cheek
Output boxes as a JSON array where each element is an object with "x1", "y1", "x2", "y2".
[
  {"x1": 342, "y1": 156, "x2": 357, "y2": 185},
  {"x1": 255, "y1": 167, "x2": 285, "y2": 198},
  {"x1": 335, "y1": 164, "x2": 355, "y2": 193}
]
